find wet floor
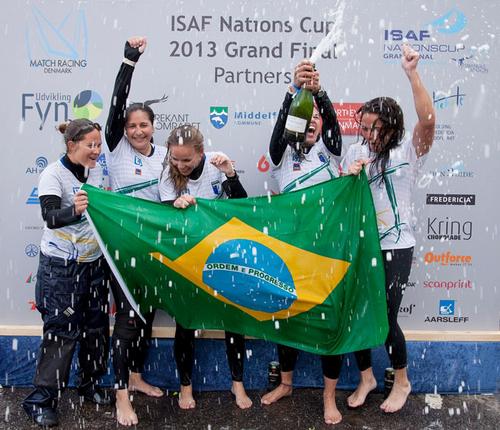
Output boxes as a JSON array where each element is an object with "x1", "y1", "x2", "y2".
[{"x1": 1, "y1": 386, "x2": 498, "y2": 429}]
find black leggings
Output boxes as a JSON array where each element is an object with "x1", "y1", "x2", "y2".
[
  {"x1": 355, "y1": 247, "x2": 413, "y2": 371},
  {"x1": 111, "y1": 276, "x2": 155, "y2": 390},
  {"x1": 174, "y1": 323, "x2": 245, "y2": 386},
  {"x1": 278, "y1": 344, "x2": 343, "y2": 380}
]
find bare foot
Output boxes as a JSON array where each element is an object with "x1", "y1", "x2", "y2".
[
  {"x1": 261, "y1": 383, "x2": 292, "y2": 405},
  {"x1": 116, "y1": 389, "x2": 138, "y2": 426},
  {"x1": 128, "y1": 372, "x2": 164, "y2": 397},
  {"x1": 178, "y1": 384, "x2": 196, "y2": 409},
  {"x1": 347, "y1": 375, "x2": 377, "y2": 408},
  {"x1": 231, "y1": 381, "x2": 253, "y2": 409},
  {"x1": 324, "y1": 391, "x2": 342, "y2": 425},
  {"x1": 380, "y1": 381, "x2": 411, "y2": 413}
]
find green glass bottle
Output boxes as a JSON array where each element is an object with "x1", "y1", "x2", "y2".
[{"x1": 284, "y1": 86, "x2": 314, "y2": 143}]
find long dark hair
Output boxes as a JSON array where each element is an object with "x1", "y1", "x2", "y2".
[
  {"x1": 162, "y1": 125, "x2": 204, "y2": 194},
  {"x1": 357, "y1": 97, "x2": 405, "y2": 185}
]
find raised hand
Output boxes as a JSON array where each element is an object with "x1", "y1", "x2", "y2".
[
  {"x1": 210, "y1": 153, "x2": 235, "y2": 177},
  {"x1": 293, "y1": 60, "x2": 321, "y2": 94}
]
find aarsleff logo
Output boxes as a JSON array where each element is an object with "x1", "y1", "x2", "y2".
[
  {"x1": 424, "y1": 299, "x2": 469, "y2": 323},
  {"x1": 426, "y1": 194, "x2": 475, "y2": 205}
]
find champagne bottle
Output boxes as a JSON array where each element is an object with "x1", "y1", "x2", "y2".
[{"x1": 284, "y1": 86, "x2": 314, "y2": 143}]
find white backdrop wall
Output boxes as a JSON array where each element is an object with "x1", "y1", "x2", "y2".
[{"x1": 1, "y1": 0, "x2": 498, "y2": 332}]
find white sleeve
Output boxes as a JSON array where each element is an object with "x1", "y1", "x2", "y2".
[
  {"x1": 340, "y1": 145, "x2": 356, "y2": 174},
  {"x1": 38, "y1": 165, "x2": 62, "y2": 197},
  {"x1": 158, "y1": 171, "x2": 177, "y2": 201}
]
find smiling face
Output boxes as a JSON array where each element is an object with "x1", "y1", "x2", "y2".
[
  {"x1": 67, "y1": 128, "x2": 102, "y2": 168},
  {"x1": 304, "y1": 106, "x2": 323, "y2": 147},
  {"x1": 169, "y1": 144, "x2": 204, "y2": 177},
  {"x1": 125, "y1": 110, "x2": 154, "y2": 155}
]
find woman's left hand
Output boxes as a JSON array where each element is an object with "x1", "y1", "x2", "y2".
[{"x1": 210, "y1": 153, "x2": 235, "y2": 177}]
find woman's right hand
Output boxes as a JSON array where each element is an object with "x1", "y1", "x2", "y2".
[
  {"x1": 73, "y1": 190, "x2": 88, "y2": 215},
  {"x1": 293, "y1": 60, "x2": 320, "y2": 93},
  {"x1": 173, "y1": 194, "x2": 196, "y2": 209},
  {"x1": 347, "y1": 159, "x2": 369, "y2": 176},
  {"x1": 125, "y1": 36, "x2": 147, "y2": 62}
]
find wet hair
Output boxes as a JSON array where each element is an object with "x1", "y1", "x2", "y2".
[
  {"x1": 58, "y1": 119, "x2": 101, "y2": 148},
  {"x1": 357, "y1": 97, "x2": 405, "y2": 185},
  {"x1": 125, "y1": 103, "x2": 155, "y2": 125},
  {"x1": 162, "y1": 125, "x2": 204, "y2": 194}
]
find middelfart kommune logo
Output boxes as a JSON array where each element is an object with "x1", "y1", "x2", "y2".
[
  {"x1": 210, "y1": 106, "x2": 228, "y2": 129},
  {"x1": 25, "y1": 6, "x2": 88, "y2": 74}
]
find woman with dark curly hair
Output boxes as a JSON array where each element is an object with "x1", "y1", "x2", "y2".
[{"x1": 343, "y1": 44, "x2": 435, "y2": 414}]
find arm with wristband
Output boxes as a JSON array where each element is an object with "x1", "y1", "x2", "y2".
[{"x1": 105, "y1": 38, "x2": 146, "y2": 152}]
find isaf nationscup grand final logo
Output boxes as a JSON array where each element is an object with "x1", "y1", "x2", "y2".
[{"x1": 151, "y1": 218, "x2": 350, "y2": 321}]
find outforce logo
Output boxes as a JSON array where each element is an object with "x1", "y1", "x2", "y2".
[
  {"x1": 426, "y1": 194, "x2": 475, "y2": 205},
  {"x1": 433, "y1": 86, "x2": 465, "y2": 110},
  {"x1": 333, "y1": 102, "x2": 364, "y2": 135},
  {"x1": 25, "y1": 6, "x2": 88, "y2": 74},
  {"x1": 233, "y1": 110, "x2": 277, "y2": 126},
  {"x1": 22, "y1": 90, "x2": 103, "y2": 130},
  {"x1": 382, "y1": 8, "x2": 467, "y2": 63},
  {"x1": 427, "y1": 216, "x2": 472, "y2": 241},
  {"x1": 26, "y1": 156, "x2": 48, "y2": 175},
  {"x1": 210, "y1": 106, "x2": 228, "y2": 129},
  {"x1": 424, "y1": 251, "x2": 472, "y2": 266},
  {"x1": 424, "y1": 299, "x2": 469, "y2": 323},
  {"x1": 423, "y1": 279, "x2": 472, "y2": 290}
]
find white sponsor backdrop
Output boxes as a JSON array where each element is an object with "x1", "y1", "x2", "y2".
[{"x1": 0, "y1": 0, "x2": 498, "y2": 331}]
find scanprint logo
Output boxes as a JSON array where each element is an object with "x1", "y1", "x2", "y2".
[
  {"x1": 426, "y1": 194, "x2": 475, "y2": 205},
  {"x1": 424, "y1": 251, "x2": 472, "y2": 266},
  {"x1": 25, "y1": 6, "x2": 88, "y2": 74},
  {"x1": 210, "y1": 106, "x2": 228, "y2": 129},
  {"x1": 423, "y1": 279, "x2": 472, "y2": 290},
  {"x1": 333, "y1": 102, "x2": 364, "y2": 135}
]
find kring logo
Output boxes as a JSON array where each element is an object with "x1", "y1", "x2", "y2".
[
  {"x1": 233, "y1": 110, "x2": 277, "y2": 126},
  {"x1": 427, "y1": 216, "x2": 472, "y2": 241},
  {"x1": 22, "y1": 90, "x2": 103, "y2": 130},
  {"x1": 424, "y1": 251, "x2": 472, "y2": 266},
  {"x1": 382, "y1": 8, "x2": 467, "y2": 63},
  {"x1": 26, "y1": 6, "x2": 88, "y2": 74},
  {"x1": 26, "y1": 156, "x2": 48, "y2": 175},
  {"x1": 423, "y1": 279, "x2": 472, "y2": 290},
  {"x1": 424, "y1": 299, "x2": 469, "y2": 323},
  {"x1": 398, "y1": 303, "x2": 415, "y2": 317}
]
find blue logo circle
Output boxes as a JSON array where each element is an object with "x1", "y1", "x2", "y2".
[
  {"x1": 202, "y1": 239, "x2": 296, "y2": 313},
  {"x1": 25, "y1": 244, "x2": 39, "y2": 258}
]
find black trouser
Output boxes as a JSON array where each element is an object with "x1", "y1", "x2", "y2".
[
  {"x1": 174, "y1": 323, "x2": 245, "y2": 386},
  {"x1": 110, "y1": 276, "x2": 155, "y2": 390},
  {"x1": 355, "y1": 247, "x2": 414, "y2": 371},
  {"x1": 23, "y1": 253, "x2": 109, "y2": 408},
  {"x1": 278, "y1": 344, "x2": 343, "y2": 380}
]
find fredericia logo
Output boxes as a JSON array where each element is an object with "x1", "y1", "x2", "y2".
[{"x1": 426, "y1": 194, "x2": 475, "y2": 205}]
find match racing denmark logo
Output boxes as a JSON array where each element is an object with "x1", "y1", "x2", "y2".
[
  {"x1": 210, "y1": 106, "x2": 228, "y2": 129},
  {"x1": 151, "y1": 218, "x2": 350, "y2": 321}
]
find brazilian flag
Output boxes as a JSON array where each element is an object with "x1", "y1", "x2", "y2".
[{"x1": 83, "y1": 172, "x2": 387, "y2": 355}]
